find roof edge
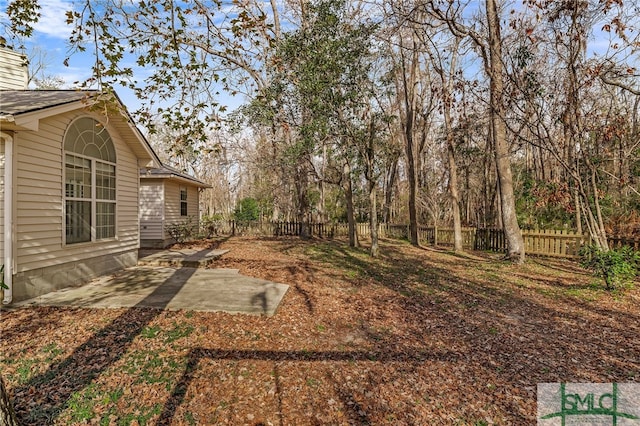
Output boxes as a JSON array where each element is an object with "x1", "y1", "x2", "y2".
[{"x1": 140, "y1": 166, "x2": 211, "y2": 188}]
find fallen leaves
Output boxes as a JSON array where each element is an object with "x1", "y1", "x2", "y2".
[{"x1": 1, "y1": 236, "x2": 639, "y2": 425}]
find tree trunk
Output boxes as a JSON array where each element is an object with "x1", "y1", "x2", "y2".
[
  {"x1": 369, "y1": 180, "x2": 379, "y2": 257},
  {"x1": 382, "y1": 157, "x2": 398, "y2": 224},
  {"x1": 486, "y1": 0, "x2": 525, "y2": 263},
  {"x1": 295, "y1": 161, "x2": 310, "y2": 240},
  {"x1": 0, "y1": 375, "x2": 18, "y2": 426},
  {"x1": 406, "y1": 126, "x2": 419, "y2": 246},
  {"x1": 343, "y1": 162, "x2": 358, "y2": 248},
  {"x1": 574, "y1": 187, "x2": 582, "y2": 235},
  {"x1": 398, "y1": 33, "x2": 420, "y2": 246},
  {"x1": 589, "y1": 163, "x2": 609, "y2": 249},
  {"x1": 319, "y1": 143, "x2": 327, "y2": 222},
  {"x1": 437, "y1": 37, "x2": 463, "y2": 252},
  {"x1": 446, "y1": 111, "x2": 463, "y2": 252},
  {"x1": 366, "y1": 119, "x2": 379, "y2": 258},
  {"x1": 575, "y1": 177, "x2": 605, "y2": 249}
]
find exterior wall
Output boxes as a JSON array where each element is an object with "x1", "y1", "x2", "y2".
[
  {"x1": 12, "y1": 250, "x2": 137, "y2": 301},
  {"x1": 139, "y1": 179, "x2": 165, "y2": 248},
  {"x1": 164, "y1": 180, "x2": 182, "y2": 227},
  {"x1": 139, "y1": 179, "x2": 201, "y2": 248},
  {"x1": 0, "y1": 139, "x2": 4, "y2": 264},
  {"x1": 164, "y1": 180, "x2": 200, "y2": 226},
  {"x1": 187, "y1": 185, "x2": 200, "y2": 218},
  {"x1": 0, "y1": 47, "x2": 28, "y2": 90},
  {"x1": 12, "y1": 110, "x2": 141, "y2": 301}
]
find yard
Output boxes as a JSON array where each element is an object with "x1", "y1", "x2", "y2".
[{"x1": 1, "y1": 236, "x2": 639, "y2": 425}]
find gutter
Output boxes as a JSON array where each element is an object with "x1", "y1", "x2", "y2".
[
  {"x1": 0, "y1": 115, "x2": 14, "y2": 122},
  {"x1": 141, "y1": 170, "x2": 211, "y2": 189},
  {"x1": 0, "y1": 131, "x2": 13, "y2": 304},
  {"x1": 166, "y1": 174, "x2": 212, "y2": 188}
]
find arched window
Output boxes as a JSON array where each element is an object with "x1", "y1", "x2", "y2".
[{"x1": 64, "y1": 117, "x2": 116, "y2": 244}]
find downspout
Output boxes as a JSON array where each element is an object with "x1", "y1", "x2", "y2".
[{"x1": 1, "y1": 131, "x2": 13, "y2": 304}]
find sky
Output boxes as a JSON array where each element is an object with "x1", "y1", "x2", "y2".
[
  {"x1": 1, "y1": 0, "x2": 94, "y2": 84},
  {"x1": 1, "y1": 0, "x2": 637, "y2": 122},
  {"x1": 0, "y1": 0, "x2": 248, "y2": 126},
  {"x1": 0, "y1": 0, "x2": 147, "y2": 111}
]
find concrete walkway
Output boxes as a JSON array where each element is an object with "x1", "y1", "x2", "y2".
[{"x1": 14, "y1": 250, "x2": 289, "y2": 316}]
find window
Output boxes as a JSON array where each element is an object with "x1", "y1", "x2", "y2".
[
  {"x1": 180, "y1": 186, "x2": 188, "y2": 216},
  {"x1": 64, "y1": 117, "x2": 116, "y2": 244}
]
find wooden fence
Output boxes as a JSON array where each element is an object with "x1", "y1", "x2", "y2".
[
  {"x1": 200, "y1": 220, "x2": 373, "y2": 239},
  {"x1": 418, "y1": 226, "x2": 478, "y2": 248},
  {"x1": 608, "y1": 235, "x2": 640, "y2": 251},
  {"x1": 417, "y1": 227, "x2": 637, "y2": 258},
  {"x1": 472, "y1": 228, "x2": 586, "y2": 258},
  {"x1": 198, "y1": 220, "x2": 639, "y2": 259}
]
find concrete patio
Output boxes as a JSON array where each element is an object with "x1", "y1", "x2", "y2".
[{"x1": 12, "y1": 248, "x2": 289, "y2": 316}]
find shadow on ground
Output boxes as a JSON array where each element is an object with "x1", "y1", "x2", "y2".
[
  {"x1": 4, "y1": 236, "x2": 640, "y2": 424},
  {"x1": 12, "y1": 267, "x2": 196, "y2": 424}
]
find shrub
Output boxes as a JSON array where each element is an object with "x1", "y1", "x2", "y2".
[
  {"x1": 579, "y1": 244, "x2": 640, "y2": 290},
  {"x1": 200, "y1": 215, "x2": 226, "y2": 238},
  {"x1": 165, "y1": 217, "x2": 197, "y2": 243},
  {"x1": 234, "y1": 197, "x2": 260, "y2": 221}
]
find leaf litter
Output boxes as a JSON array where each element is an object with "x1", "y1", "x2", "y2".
[{"x1": 0, "y1": 236, "x2": 639, "y2": 425}]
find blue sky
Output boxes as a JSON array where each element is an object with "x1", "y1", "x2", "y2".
[
  {"x1": 0, "y1": 0, "x2": 147, "y2": 111},
  {"x1": 1, "y1": 0, "x2": 636, "y2": 117},
  {"x1": 0, "y1": 0, "x2": 88, "y2": 78},
  {"x1": 1, "y1": 0, "x2": 93, "y2": 83},
  {"x1": 0, "y1": 0, "x2": 249, "y2": 120}
]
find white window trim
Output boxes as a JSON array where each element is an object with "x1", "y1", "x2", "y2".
[
  {"x1": 180, "y1": 186, "x2": 188, "y2": 217},
  {"x1": 62, "y1": 117, "x2": 118, "y2": 246}
]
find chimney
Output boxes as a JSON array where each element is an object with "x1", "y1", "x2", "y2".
[{"x1": 0, "y1": 44, "x2": 29, "y2": 90}]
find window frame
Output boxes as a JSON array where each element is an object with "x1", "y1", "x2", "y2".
[
  {"x1": 63, "y1": 117, "x2": 118, "y2": 245},
  {"x1": 180, "y1": 186, "x2": 188, "y2": 217}
]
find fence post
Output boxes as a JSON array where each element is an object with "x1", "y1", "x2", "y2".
[
  {"x1": 473, "y1": 228, "x2": 479, "y2": 251},
  {"x1": 474, "y1": 228, "x2": 478, "y2": 250}
]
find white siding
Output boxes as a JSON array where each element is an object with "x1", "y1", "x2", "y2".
[
  {"x1": 163, "y1": 181, "x2": 200, "y2": 240},
  {"x1": 14, "y1": 111, "x2": 141, "y2": 273},
  {"x1": 140, "y1": 180, "x2": 164, "y2": 240},
  {"x1": 140, "y1": 180, "x2": 164, "y2": 220},
  {"x1": 164, "y1": 181, "x2": 182, "y2": 225},
  {"x1": 164, "y1": 182, "x2": 200, "y2": 220},
  {"x1": 140, "y1": 221, "x2": 164, "y2": 241},
  {"x1": 187, "y1": 185, "x2": 199, "y2": 218},
  {"x1": 0, "y1": 48, "x2": 28, "y2": 90}
]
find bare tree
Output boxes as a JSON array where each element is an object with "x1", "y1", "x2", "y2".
[
  {"x1": 426, "y1": 0, "x2": 525, "y2": 261},
  {"x1": 484, "y1": 0, "x2": 525, "y2": 261},
  {"x1": 426, "y1": 30, "x2": 465, "y2": 251}
]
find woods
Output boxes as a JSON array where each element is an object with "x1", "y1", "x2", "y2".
[{"x1": 4, "y1": 0, "x2": 640, "y2": 259}]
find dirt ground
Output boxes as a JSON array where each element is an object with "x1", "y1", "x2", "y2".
[{"x1": 1, "y1": 236, "x2": 639, "y2": 425}]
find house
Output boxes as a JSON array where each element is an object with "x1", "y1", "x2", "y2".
[
  {"x1": 0, "y1": 46, "x2": 160, "y2": 304},
  {"x1": 139, "y1": 164, "x2": 210, "y2": 248}
]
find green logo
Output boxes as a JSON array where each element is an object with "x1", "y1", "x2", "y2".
[{"x1": 538, "y1": 383, "x2": 640, "y2": 425}]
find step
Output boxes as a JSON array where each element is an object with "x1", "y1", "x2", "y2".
[{"x1": 138, "y1": 249, "x2": 230, "y2": 268}]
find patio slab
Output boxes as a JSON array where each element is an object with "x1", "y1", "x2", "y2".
[{"x1": 13, "y1": 266, "x2": 289, "y2": 316}]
